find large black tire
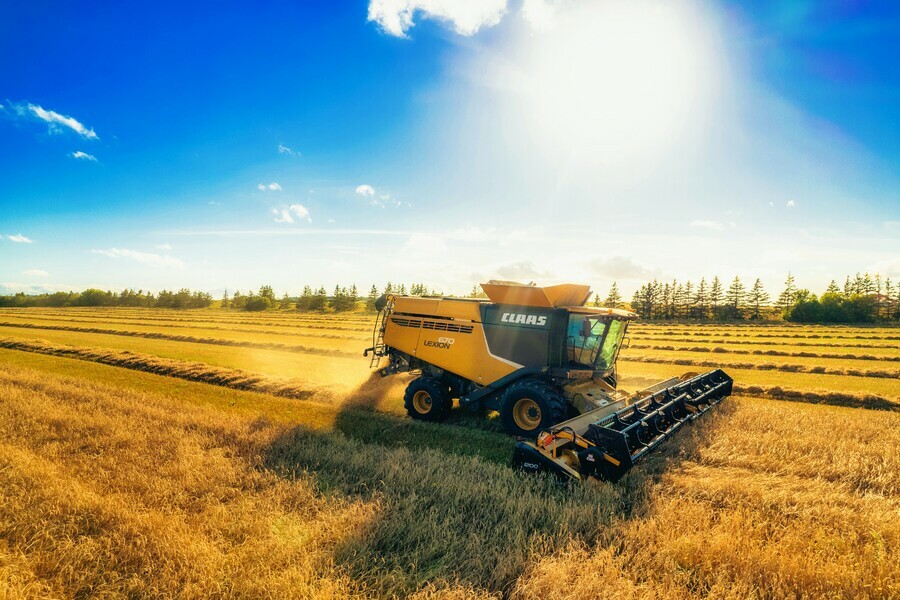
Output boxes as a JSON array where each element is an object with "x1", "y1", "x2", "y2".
[
  {"x1": 500, "y1": 379, "x2": 567, "y2": 437},
  {"x1": 404, "y1": 377, "x2": 452, "y2": 422}
]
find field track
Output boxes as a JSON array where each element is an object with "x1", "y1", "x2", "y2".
[{"x1": 1, "y1": 309, "x2": 898, "y2": 598}]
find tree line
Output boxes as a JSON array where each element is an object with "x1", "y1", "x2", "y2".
[
  {"x1": 0, "y1": 288, "x2": 213, "y2": 309},
  {"x1": 4, "y1": 273, "x2": 897, "y2": 323},
  {"x1": 601, "y1": 272, "x2": 898, "y2": 323},
  {"x1": 220, "y1": 282, "x2": 437, "y2": 312}
]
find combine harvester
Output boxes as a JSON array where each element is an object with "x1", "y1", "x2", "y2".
[{"x1": 365, "y1": 281, "x2": 732, "y2": 482}]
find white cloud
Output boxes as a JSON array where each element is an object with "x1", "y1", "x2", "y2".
[
  {"x1": 91, "y1": 248, "x2": 184, "y2": 268},
  {"x1": 355, "y1": 184, "x2": 401, "y2": 208},
  {"x1": 25, "y1": 103, "x2": 98, "y2": 139},
  {"x1": 690, "y1": 220, "x2": 726, "y2": 231},
  {"x1": 587, "y1": 256, "x2": 656, "y2": 281},
  {"x1": 786, "y1": 199, "x2": 796, "y2": 208},
  {"x1": 258, "y1": 182, "x2": 282, "y2": 191},
  {"x1": 22, "y1": 269, "x2": 49, "y2": 277},
  {"x1": 272, "y1": 204, "x2": 312, "y2": 224},
  {"x1": 6, "y1": 234, "x2": 34, "y2": 243},
  {"x1": 521, "y1": 0, "x2": 557, "y2": 30},
  {"x1": 368, "y1": 0, "x2": 507, "y2": 37},
  {"x1": 154, "y1": 243, "x2": 173, "y2": 250},
  {"x1": 278, "y1": 144, "x2": 298, "y2": 156},
  {"x1": 355, "y1": 184, "x2": 375, "y2": 198},
  {"x1": 494, "y1": 260, "x2": 548, "y2": 282},
  {"x1": 868, "y1": 257, "x2": 900, "y2": 278},
  {"x1": 375, "y1": 193, "x2": 402, "y2": 208},
  {"x1": 69, "y1": 151, "x2": 98, "y2": 162}
]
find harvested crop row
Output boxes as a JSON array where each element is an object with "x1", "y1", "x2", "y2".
[
  {"x1": 628, "y1": 335, "x2": 897, "y2": 350},
  {"x1": 626, "y1": 354, "x2": 900, "y2": 381},
  {"x1": 0, "y1": 312, "x2": 372, "y2": 333},
  {"x1": 729, "y1": 384, "x2": 898, "y2": 411},
  {"x1": 0, "y1": 316, "x2": 368, "y2": 341},
  {"x1": 0, "y1": 322, "x2": 359, "y2": 358},
  {"x1": 630, "y1": 329, "x2": 900, "y2": 341},
  {"x1": 0, "y1": 308, "x2": 372, "y2": 322},
  {"x1": 0, "y1": 338, "x2": 336, "y2": 401},
  {"x1": 629, "y1": 343, "x2": 900, "y2": 362}
]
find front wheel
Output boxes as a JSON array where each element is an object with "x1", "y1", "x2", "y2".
[
  {"x1": 404, "y1": 377, "x2": 452, "y2": 422},
  {"x1": 500, "y1": 379, "x2": 566, "y2": 437}
]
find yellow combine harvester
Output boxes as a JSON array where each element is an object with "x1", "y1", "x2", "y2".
[{"x1": 365, "y1": 281, "x2": 732, "y2": 482}]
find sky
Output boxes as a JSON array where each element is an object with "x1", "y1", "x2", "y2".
[{"x1": 1, "y1": 0, "x2": 898, "y2": 299}]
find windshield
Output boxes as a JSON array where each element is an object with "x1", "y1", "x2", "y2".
[{"x1": 566, "y1": 315, "x2": 628, "y2": 371}]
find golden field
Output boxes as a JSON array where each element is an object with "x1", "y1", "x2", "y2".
[{"x1": 0, "y1": 308, "x2": 898, "y2": 598}]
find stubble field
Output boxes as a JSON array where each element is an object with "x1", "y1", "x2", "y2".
[{"x1": 0, "y1": 307, "x2": 897, "y2": 598}]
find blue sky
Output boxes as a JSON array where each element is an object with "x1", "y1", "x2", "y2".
[{"x1": 2, "y1": 0, "x2": 898, "y2": 298}]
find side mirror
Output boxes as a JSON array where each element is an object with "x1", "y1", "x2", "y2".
[
  {"x1": 581, "y1": 318, "x2": 592, "y2": 338},
  {"x1": 622, "y1": 336, "x2": 631, "y2": 350}
]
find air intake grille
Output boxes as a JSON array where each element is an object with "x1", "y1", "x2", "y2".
[
  {"x1": 391, "y1": 317, "x2": 473, "y2": 334},
  {"x1": 422, "y1": 321, "x2": 474, "y2": 333},
  {"x1": 391, "y1": 317, "x2": 422, "y2": 328}
]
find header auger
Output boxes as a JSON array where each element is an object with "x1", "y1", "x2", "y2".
[{"x1": 364, "y1": 281, "x2": 732, "y2": 482}]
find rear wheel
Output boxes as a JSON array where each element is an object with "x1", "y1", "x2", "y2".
[
  {"x1": 404, "y1": 377, "x2": 452, "y2": 422},
  {"x1": 500, "y1": 379, "x2": 566, "y2": 437}
]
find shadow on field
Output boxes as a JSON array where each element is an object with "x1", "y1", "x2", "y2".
[
  {"x1": 331, "y1": 371, "x2": 513, "y2": 464},
  {"x1": 261, "y1": 375, "x2": 737, "y2": 596}
]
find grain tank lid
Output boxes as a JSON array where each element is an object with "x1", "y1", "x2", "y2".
[{"x1": 480, "y1": 281, "x2": 592, "y2": 308}]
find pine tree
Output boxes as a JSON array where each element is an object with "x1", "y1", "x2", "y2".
[
  {"x1": 604, "y1": 282, "x2": 622, "y2": 309},
  {"x1": 862, "y1": 272, "x2": 875, "y2": 294},
  {"x1": 221, "y1": 289, "x2": 230, "y2": 309},
  {"x1": 280, "y1": 292, "x2": 291, "y2": 310},
  {"x1": 777, "y1": 273, "x2": 798, "y2": 314},
  {"x1": 709, "y1": 276, "x2": 723, "y2": 316},
  {"x1": 694, "y1": 278, "x2": 708, "y2": 319},
  {"x1": 297, "y1": 286, "x2": 312, "y2": 311},
  {"x1": 826, "y1": 280, "x2": 840, "y2": 295},
  {"x1": 725, "y1": 276, "x2": 746, "y2": 319},
  {"x1": 366, "y1": 285, "x2": 379, "y2": 312},
  {"x1": 885, "y1": 278, "x2": 895, "y2": 322},
  {"x1": 662, "y1": 283, "x2": 672, "y2": 320},
  {"x1": 747, "y1": 278, "x2": 770, "y2": 320}
]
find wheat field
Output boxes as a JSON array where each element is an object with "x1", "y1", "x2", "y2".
[{"x1": 0, "y1": 308, "x2": 898, "y2": 598}]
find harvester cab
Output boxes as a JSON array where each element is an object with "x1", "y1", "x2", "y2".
[{"x1": 364, "y1": 281, "x2": 732, "y2": 482}]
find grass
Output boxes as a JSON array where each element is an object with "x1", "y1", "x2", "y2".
[{"x1": 0, "y1": 310, "x2": 898, "y2": 597}]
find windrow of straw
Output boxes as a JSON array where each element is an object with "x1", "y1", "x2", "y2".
[
  {"x1": 0, "y1": 338, "x2": 335, "y2": 401},
  {"x1": 0, "y1": 322, "x2": 359, "y2": 358},
  {"x1": 629, "y1": 343, "x2": 900, "y2": 362},
  {"x1": 631, "y1": 329, "x2": 900, "y2": 341},
  {"x1": 625, "y1": 354, "x2": 900, "y2": 380},
  {"x1": 0, "y1": 317, "x2": 368, "y2": 339},
  {"x1": 630, "y1": 336, "x2": 896, "y2": 350}
]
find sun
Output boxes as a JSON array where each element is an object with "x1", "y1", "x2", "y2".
[{"x1": 522, "y1": 0, "x2": 722, "y2": 166}]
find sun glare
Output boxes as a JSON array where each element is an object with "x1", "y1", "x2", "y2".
[{"x1": 523, "y1": 0, "x2": 721, "y2": 166}]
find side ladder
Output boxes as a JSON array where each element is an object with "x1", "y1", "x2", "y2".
[{"x1": 364, "y1": 296, "x2": 393, "y2": 368}]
